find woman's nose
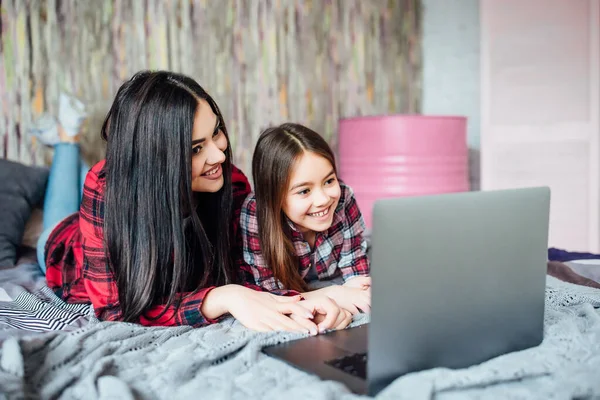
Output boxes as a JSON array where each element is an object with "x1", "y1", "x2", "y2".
[{"x1": 206, "y1": 141, "x2": 226, "y2": 165}]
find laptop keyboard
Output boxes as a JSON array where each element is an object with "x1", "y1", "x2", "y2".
[{"x1": 326, "y1": 352, "x2": 367, "y2": 379}]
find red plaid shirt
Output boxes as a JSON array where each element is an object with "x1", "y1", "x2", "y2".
[
  {"x1": 45, "y1": 160, "x2": 257, "y2": 327},
  {"x1": 240, "y1": 182, "x2": 370, "y2": 293}
]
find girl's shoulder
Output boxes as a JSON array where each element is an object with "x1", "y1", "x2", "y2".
[
  {"x1": 241, "y1": 191, "x2": 257, "y2": 210},
  {"x1": 336, "y1": 180, "x2": 356, "y2": 208},
  {"x1": 334, "y1": 181, "x2": 363, "y2": 227}
]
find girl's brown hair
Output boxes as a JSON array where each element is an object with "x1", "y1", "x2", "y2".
[{"x1": 252, "y1": 123, "x2": 337, "y2": 292}]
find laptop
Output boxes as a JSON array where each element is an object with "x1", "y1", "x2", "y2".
[{"x1": 263, "y1": 187, "x2": 551, "y2": 396}]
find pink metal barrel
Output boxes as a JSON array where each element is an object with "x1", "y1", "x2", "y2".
[{"x1": 338, "y1": 115, "x2": 469, "y2": 228}]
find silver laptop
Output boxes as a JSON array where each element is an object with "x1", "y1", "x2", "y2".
[{"x1": 263, "y1": 187, "x2": 550, "y2": 396}]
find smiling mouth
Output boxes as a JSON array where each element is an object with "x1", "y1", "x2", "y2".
[
  {"x1": 308, "y1": 207, "x2": 330, "y2": 218},
  {"x1": 202, "y1": 165, "x2": 220, "y2": 176}
]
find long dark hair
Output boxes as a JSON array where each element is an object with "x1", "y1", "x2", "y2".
[
  {"x1": 252, "y1": 123, "x2": 337, "y2": 292},
  {"x1": 101, "y1": 70, "x2": 234, "y2": 322}
]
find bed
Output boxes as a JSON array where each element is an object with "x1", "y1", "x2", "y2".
[{"x1": 1, "y1": 160, "x2": 599, "y2": 399}]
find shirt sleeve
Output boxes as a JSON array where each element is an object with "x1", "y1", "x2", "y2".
[
  {"x1": 336, "y1": 183, "x2": 370, "y2": 281},
  {"x1": 239, "y1": 194, "x2": 299, "y2": 296}
]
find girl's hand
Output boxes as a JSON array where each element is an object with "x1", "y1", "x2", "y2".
[
  {"x1": 312, "y1": 306, "x2": 353, "y2": 332},
  {"x1": 201, "y1": 285, "x2": 318, "y2": 333},
  {"x1": 343, "y1": 276, "x2": 371, "y2": 290},
  {"x1": 294, "y1": 297, "x2": 353, "y2": 333},
  {"x1": 304, "y1": 285, "x2": 371, "y2": 315}
]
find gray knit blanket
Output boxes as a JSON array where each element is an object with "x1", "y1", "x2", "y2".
[{"x1": 0, "y1": 275, "x2": 599, "y2": 399}]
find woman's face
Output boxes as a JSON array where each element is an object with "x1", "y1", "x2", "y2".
[{"x1": 190, "y1": 99, "x2": 228, "y2": 193}]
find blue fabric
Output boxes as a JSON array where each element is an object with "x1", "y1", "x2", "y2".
[
  {"x1": 37, "y1": 144, "x2": 87, "y2": 273},
  {"x1": 548, "y1": 247, "x2": 600, "y2": 263}
]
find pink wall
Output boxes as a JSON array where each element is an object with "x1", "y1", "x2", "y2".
[{"x1": 480, "y1": 0, "x2": 600, "y2": 251}]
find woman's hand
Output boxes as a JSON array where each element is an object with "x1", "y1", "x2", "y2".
[
  {"x1": 201, "y1": 285, "x2": 318, "y2": 333},
  {"x1": 304, "y1": 284, "x2": 371, "y2": 315}
]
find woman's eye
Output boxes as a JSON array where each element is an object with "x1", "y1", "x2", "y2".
[
  {"x1": 192, "y1": 146, "x2": 202, "y2": 155},
  {"x1": 325, "y1": 177, "x2": 336, "y2": 185},
  {"x1": 298, "y1": 189, "x2": 310, "y2": 195}
]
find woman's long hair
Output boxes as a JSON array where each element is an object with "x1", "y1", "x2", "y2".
[
  {"x1": 252, "y1": 123, "x2": 337, "y2": 292},
  {"x1": 101, "y1": 70, "x2": 234, "y2": 322}
]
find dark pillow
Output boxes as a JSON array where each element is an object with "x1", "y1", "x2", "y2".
[{"x1": 0, "y1": 159, "x2": 49, "y2": 266}]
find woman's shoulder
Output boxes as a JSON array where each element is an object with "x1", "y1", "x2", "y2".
[
  {"x1": 89, "y1": 159, "x2": 106, "y2": 176},
  {"x1": 84, "y1": 159, "x2": 107, "y2": 191},
  {"x1": 231, "y1": 164, "x2": 251, "y2": 197},
  {"x1": 231, "y1": 164, "x2": 249, "y2": 184}
]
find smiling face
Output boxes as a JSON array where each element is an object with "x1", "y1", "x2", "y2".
[
  {"x1": 282, "y1": 150, "x2": 342, "y2": 234},
  {"x1": 190, "y1": 99, "x2": 228, "y2": 193}
]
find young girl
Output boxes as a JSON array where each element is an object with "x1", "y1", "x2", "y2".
[
  {"x1": 36, "y1": 72, "x2": 350, "y2": 334},
  {"x1": 241, "y1": 123, "x2": 371, "y2": 315}
]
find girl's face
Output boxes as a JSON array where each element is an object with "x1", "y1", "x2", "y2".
[
  {"x1": 282, "y1": 151, "x2": 341, "y2": 234},
  {"x1": 190, "y1": 99, "x2": 228, "y2": 193}
]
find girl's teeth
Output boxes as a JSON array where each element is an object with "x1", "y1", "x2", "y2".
[{"x1": 310, "y1": 209, "x2": 328, "y2": 217}]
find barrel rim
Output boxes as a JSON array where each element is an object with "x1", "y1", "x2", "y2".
[{"x1": 339, "y1": 114, "x2": 467, "y2": 123}]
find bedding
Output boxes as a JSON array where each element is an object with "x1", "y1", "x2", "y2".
[
  {"x1": 0, "y1": 259, "x2": 599, "y2": 399},
  {"x1": 1, "y1": 175, "x2": 599, "y2": 398}
]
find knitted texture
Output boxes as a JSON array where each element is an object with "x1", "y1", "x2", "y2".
[{"x1": 0, "y1": 276, "x2": 599, "y2": 399}]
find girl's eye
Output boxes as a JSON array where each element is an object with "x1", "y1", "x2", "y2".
[
  {"x1": 192, "y1": 146, "x2": 202, "y2": 155},
  {"x1": 297, "y1": 189, "x2": 310, "y2": 195},
  {"x1": 325, "y1": 177, "x2": 336, "y2": 185}
]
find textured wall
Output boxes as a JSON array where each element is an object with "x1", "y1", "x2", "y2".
[{"x1": 0, "y1": 0, "x2": 422, "y2": 174}]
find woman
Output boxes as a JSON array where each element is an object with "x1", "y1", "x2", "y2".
[{"x1": 38, "y1": 71, "x2": 351, "y2": 333}]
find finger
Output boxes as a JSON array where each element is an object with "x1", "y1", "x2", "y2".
[
  {"x1": 315, "y1": 299, "x2": 341, "y2": 333},
  {"x1": 355, "y1": 301, "x2": 371, "y2": 314},
  {"x1": 331, "y1": 309, "x2": 351, "y2": 330},
  {"x1": 353, "y1": 292, "x2": 371, "y2": 313},
  {"x1": 345, "y1": 303, "x2": 360, "y2": 315},
  {"x1": 276, "y1": 302, "x2": 315, "y2": 320},
  {"x1": 333, "y1": 309, "x2": 347, "y2": 329},
  {"x1": 334, "y1": 310, "x2": 353, "y2": 330},
  {"x1": 243, "y1": 320, "x2": 271, "y2": 332},
  {"x1": 261, "y1": 317, "x2": 290, "y2": 332},
  {"x1": 290, "y1": 314, "x2": 319, "y2": 335},
  {"x1": 268, "y1": 314, "x2": 312, "y2": 333},
  {"x1": 361, "y1": 292, "x2": 372, "y2": 312},
  {"x1": 272, "y1": 294, "x2": 303, "y2": 303}
]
